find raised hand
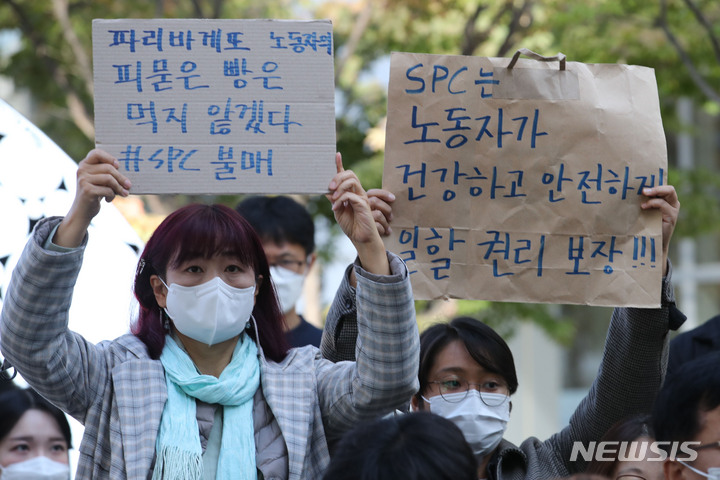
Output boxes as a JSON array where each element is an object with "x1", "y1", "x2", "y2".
[
  {"x1": 641, "y1": 185, "x2": 680, "y2": 277},
  {"x1": 54, "y1": 149, "x2": 131, "y2": 248},
  {"x1": 327, "y1": 153, "x2": 390, "y2": 275}
]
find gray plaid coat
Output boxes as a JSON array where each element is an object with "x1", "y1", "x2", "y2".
[
  {"x1": 0, "y1": 217, "x2": 419, "y2": 480},
  {"x1": 323, "y1": 252, "x2": 677, "y2": 480}
]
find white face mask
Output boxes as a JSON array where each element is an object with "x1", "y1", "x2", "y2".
[
  {"x1": 679, "y1": 461, "x2": 720, "y2": 480},
  {"x1": 162, "y1": 277, "x2": 256, "y2": 346},
  {"x1": 0, "y1": 456, "x2": 70, "y2": 480},
  {"x1": 423, "y1": 390, "x2": 510, "y2": 458},
  {"x1": 269, "y1": 265, "x2": 305, "y2": 314}
]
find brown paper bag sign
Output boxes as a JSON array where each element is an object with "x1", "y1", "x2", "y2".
[{"x1": 382, "y1": 49, "x2": 667, "y2": 307}]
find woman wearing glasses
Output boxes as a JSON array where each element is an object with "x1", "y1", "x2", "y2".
[
  {"x1": 406, "y1": 184, "x2": 682, "y2": 480},
  {"x1": 410, "y1": 300, "x2": 673, "y2": 480}
]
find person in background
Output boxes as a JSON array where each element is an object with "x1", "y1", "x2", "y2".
[
  {"x1": 653, "y1": 351, "x2": 720, "y2": 480},
  {"x1": 585, "y1": 414, "x2": 664, "y2": 480},
  {"x1": 0, "y1": 387, "x2": 72, "y2": 479},
  {"x1": 408, "y1": 289, "x2": 675, "y2": 480},
  {"x1": 325, "y1": 184, "x2": 682, "y2": 480},
  {"x1": 667, "y1": 314, "x2": 720, "y2": 377},
  {"x1": 237, "y1": 191, "x2": 394, "y2": 349},
  {"x1": 236, "y1": 195, "x2": 323, "y2": 348},
  {"x1": 322, "y1": 411, "x2": 477, "y2": 480}
]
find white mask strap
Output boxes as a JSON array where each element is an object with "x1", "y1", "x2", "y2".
[{"x1": 678, "y1": 461, "x2": 713, "y2": 479}]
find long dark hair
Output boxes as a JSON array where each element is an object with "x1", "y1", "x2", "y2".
[
  {"x1": 131, "y1": 203, "x2": 289, "y2": 361},
  {"x1": 0, "y1": 387, "x2": 72, "y2": 447},
  {"x1": 653, "y1": 351, "x2": 720, "y2": 444}
]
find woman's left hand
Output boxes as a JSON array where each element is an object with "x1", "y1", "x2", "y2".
[{"x1": 327, "y1": 153, "x2": 390, "y2": 275}]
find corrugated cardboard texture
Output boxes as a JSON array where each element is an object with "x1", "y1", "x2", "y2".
[{"x1": 93, "y1": 18, "x2": 336, "y2": 194}]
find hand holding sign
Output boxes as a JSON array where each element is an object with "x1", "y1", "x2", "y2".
[
  {"x1": 367, "y1": 188, "x2": 396, "y2": 236},
  {"x1": 55, "y1": 150, "x2": 131, "y2": 248},
  {"x1": 92, "y1": 18, "x2": 337, "y2": 195},
  {"x1": 641, "y1": 185, "x2": 680, "y2": 276}
]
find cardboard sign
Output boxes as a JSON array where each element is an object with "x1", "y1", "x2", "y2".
[
  {"x1": 383, "y1": 51, "x2": 667, "y2": 307},
  {"x1": 93, "y1": 18, "x2": 336, "y2": 194}
]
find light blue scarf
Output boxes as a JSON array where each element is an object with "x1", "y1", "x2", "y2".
[{"x1": 153, "y1": 334, "x2": 260, "y2": 480}]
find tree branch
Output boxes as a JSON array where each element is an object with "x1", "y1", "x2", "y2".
[
  {"x1": 460, "y1": 0, "x2": 533, "y2": 57},
  {"x1": 461, "y1": 2, "x2": 513, "y2": 56},
  {"x1": 335, "y1": 0, "x2": 384, "y2": 84},
  {"x1": 212, "y1": 0, "x2": 224, "y2": 18},
  {"x1": 5, "y1": 0, "x2": 95, "y2": 139},
  {"x1": 682, "y1": 0, "x2": 720, "y2": 64},
  {"x1": 51, "y1": 0, "x2": 94, "y2": 96},
  {"x1": 460, "y1": 4, "x2": 488, "y2": 56},
  {"x1": 190, "y1": 0, "x2": 205, "y2": 17},
  {"x1": 657, "y1": 0, "x2": 720, "y2": 105},
  {"x1": 495, "y1": 0, "x2": 533, "y2": 57}
]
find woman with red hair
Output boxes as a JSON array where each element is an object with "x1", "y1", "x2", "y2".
[{"x1": 0, "y1": 149, "x2": 419, "y2": 480}]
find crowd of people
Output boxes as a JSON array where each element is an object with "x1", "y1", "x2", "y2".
[{"x1": 0, "y1": 145, "x2": 717, "y2": 480}]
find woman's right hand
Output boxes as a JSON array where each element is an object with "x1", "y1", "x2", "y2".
[{"x1": 53, "y1": 149, "x2": 131, "y2": 248}]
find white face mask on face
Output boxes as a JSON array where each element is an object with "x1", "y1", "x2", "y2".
[
  {"x1": 162, "y1": 277, "x2": 255, "y2": 346},
  {"x1": 679, "y1": 461, "x2": 720, "y2": 480},
  {"x1": 0, "y1": 456, "x2": 70, "y2": 480},
  {"x1": 269, "y1": 265, "x2": 305, "y2": 314},
  {"x1": 423, "y1": 390, "x2": 510, "y2": 458}
]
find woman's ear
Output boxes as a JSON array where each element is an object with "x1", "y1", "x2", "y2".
[
  {"x1": 252, "y1": 274, "x2": 263, "y2": 306},
  {"x1": 664, "y1": 459, "x2": 687, "y2": 480},
  {"x1": 307, "y1": 253, "x2": 318, "y2": 272},
  {"x1": 150, "y1": 275, "x2": 168, "y2": 308}
]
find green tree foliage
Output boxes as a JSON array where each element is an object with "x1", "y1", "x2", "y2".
[
  {"x1": 548, "y1": 0, "x2": 720, "y2": 107},
  {"x1": 1, "y1": 0, "x2": 718, "y2": 341},
  {"x1": 324, "y1": 0, "x2": 719, "y2": 180},
  {"x1": 320, "y1": 0, "x2": 719, "y2": 337},
  {"x1": 0, "y1": 0, "x2": 300, "y2": 160}
]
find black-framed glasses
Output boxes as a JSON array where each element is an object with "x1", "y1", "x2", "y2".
[
  {"x1": 695, "y1": 441, "x2": 720, "y2": 452},
  {"x1": 269, "y1": 258, "x2": 306, "y2": 272},
  {"x1": 428, "y1": 376, "x2": 510, "y2": 406}
]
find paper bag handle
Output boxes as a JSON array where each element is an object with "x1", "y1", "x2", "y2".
[{"x1": 507, "y1": 48, "x2": 567, "y2": 71}]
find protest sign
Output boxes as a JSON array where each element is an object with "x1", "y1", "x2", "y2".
[
  {"x1": 383, "y1": 49, "x2": 667, "y2": 307},
  {"x1": 92, "y1": 18, "x2": 336, "y2": 194}
]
